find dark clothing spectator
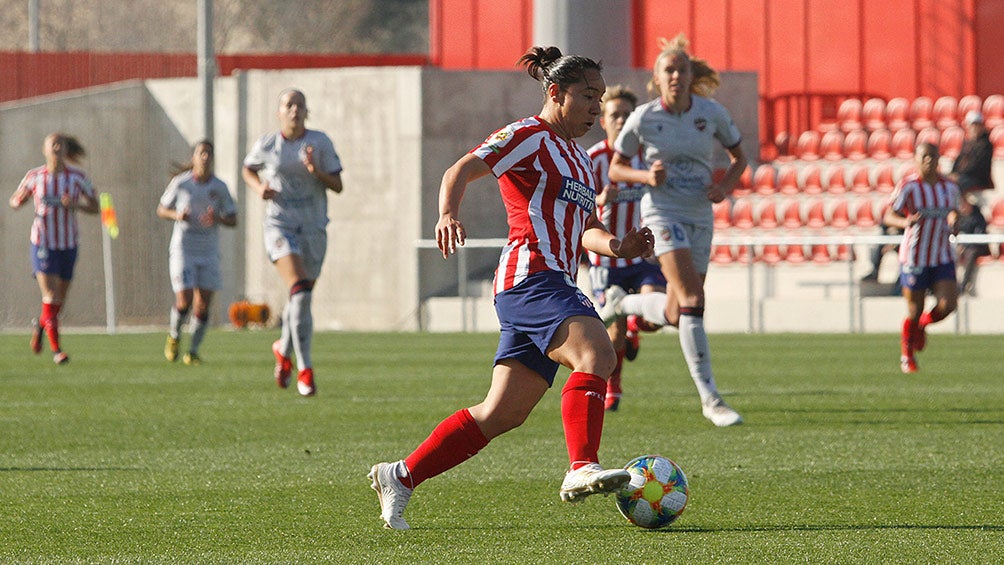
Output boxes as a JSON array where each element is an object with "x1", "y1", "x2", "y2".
[
  {"x1": 951, "y1": 111, "x2": 994, "y2": 193},
  {"x1": 957, "y1": 196, "x2": 992, "y2": 296}
]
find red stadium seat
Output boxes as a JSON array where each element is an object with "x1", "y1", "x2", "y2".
[
  {"x1": 760, "y1": 244, "x2": 782, "y2": 264},
  {"x1": 732, "y1": 198, "x2": 754, "y2": 229},
  {"x1": 897, "y1": 161, "x2": 918, "y2": 181},
  {"x1": 891, "y1": 128, "x2": 917, "y2": 159},
  {"x1": 862, "y1": 97, "x2": 887, "y2": 131},
  {"x1": 782, "y1": 199, "x2": 804, "y2": 228},
  {"x1": 939, "y1": 125, "x2": 965, "y2": 161},
  {"x1": 837, "y1": 98, "x2": 863, "y2": 133},
  {"x1": 933, "y1": 96, "x2": 959, "y2": 130},
  {"x1": 713, "y1": 200, "x2": 731, "y2": 229},
  {"x1": 796, "y1": 130, "x2": 822, "y2": 160},
  {"x1": 850, "y1": 164, "x2": 872, "y2": 194},
  {"x1": 825, "y1": 165, "x2": 848, "y2": 194},
  {"x1": 957, "y1": 95, "x2": 982, "y2": 123},
  {"x1": 874, "y1": 163, "x2": 896, "y2": 193},
  {"x1": 777, "y1": 164, "x2": 800, "y2": 195},
  {"x1": 712, "y1": 245, "x2": 734, "y2": 264},
  {"x1": 885, "y1": 97, "x2": 911, "y2": 132},
  {"x1": 811, "y1": 244, "x2": 832, "y2": 263},
  {"x1": 836, "y1": 243, "x2": 854, "y2": 261},
  {"x1": 829, "y1": 199, "x2": 851, "y2": 228},
  {"x1": 910, "y1": 96, "x2": 934, "y2": 130},
  {"x1": 990, "y1": 198, "x2": 1004, "y2": 229},
  {"x1": 990, "y1": 125, "x2": 1004, "y2": 159},
  {"x1": 774, "y1": 131, "x2": 794, "y2": 161},
  {"x1": 783, "y1": 244, "x2": 807, "y2": 263},
  {"x1": 805, "y1": 199, "x2": 826, "y2": 228},
  {"x1": 757, "y1": 199, "x2": 779, "y2": 228},
  {"x1": 843, "y1": 129, "x2": 868, "y2": 160},
  {"x1": 733, "y1": 165, "x2": 753, "y2": 196},
  {"x1": 855, "y1": 199, "x2": 877, "y2": 227},
  {"x1": 754, "y1": 164, "x2": 777, "y2": 196},
  {"x1": 915, "y1": 126, "x2": 941, "y2": 148},
  {"x1": 801, "y1": 163, "x2": 823, "y2": 194},
  {"x1": 866, "y1": 128, "x2": 892, "y2": 160},
  {"x1": 736, "y1": 244, "x2": 753, "y2": 264},
  {"x1": 820, "y1": 129, "x2": 845, "y2": 160},
  {"x1": 982, "y1": 94, "x2": 1004, "y2": 129}
]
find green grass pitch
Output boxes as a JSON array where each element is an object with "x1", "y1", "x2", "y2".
[{"x1": 1, "y1": 330, "x2": 1001, "y2": 563}]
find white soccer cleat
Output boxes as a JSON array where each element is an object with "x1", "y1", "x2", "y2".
[
  {"x1": 597, "y1": 285, "x2": 627, "y2": 326},
  {"x1": 702, "y1": 394, "x2": 743, "y2": 427},
  {"x1": 368, "y1": 461, "x2": 413, "y2": 530},
  {"x1": 559, "y1": 463, "x2": 631, "y2": 503}
]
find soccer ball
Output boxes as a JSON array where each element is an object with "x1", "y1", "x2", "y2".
[{"x1": 614, "y1": 455, "x2": 689, "y2": 529}]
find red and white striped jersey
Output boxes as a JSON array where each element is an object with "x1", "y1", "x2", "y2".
[
  {"x1": 586, "y1": 139, "x2": 647, "y2": 268},
  {"x1": 18, "y1": 165, "x2": 95, "y2": 249},
  {"x1": 890, "y1": 173, "x2": 960, "y2": 267},
  {"x1": 471, "y1": 116, "x2": 597, "y2": 295}
]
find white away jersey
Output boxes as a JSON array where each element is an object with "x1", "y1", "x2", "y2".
[
  {"x1": 243, "y1": 129, "x2": 342, "y2": 229},
  {"x1": 159, "y1": 170, "x2": 236, "y2": 258},
  {"x1": 471, "y1": 115, "x2": 597, "y2": 294},
  {"x1": 890, "y1": 173, "x2": 960, "y2": 268},
  {"x1": 615, "y1": 95, "x2": 741, "y2": 228}
]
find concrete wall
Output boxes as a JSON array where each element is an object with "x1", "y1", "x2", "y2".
[{"x1": 0, "y1": 66, "x2": 758, "y2": 333}]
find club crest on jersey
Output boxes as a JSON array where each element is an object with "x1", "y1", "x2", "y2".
[
  {"x1": 694, "y1": 118, "x2": 707, "y2": 131},
  {"x1": 558, "y1": 176, "x2": 595, "y2": 212},
  {"x1": 485, "y1": 126, "x2": 515, "y2": 154}
]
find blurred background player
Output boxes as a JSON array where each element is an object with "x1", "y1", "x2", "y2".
[
  {"x1": 242, "y1": 88, "x2": 344, "y2": 397},
  {"x1": 605, "y1": 34, "x2": 748, "y2": 427},
  {"x1": 8, "y1": 133, "x2": 99, "y2": 365},
  {"x1": 586, "y1": 84, "x2": 666, "y2": 411},
  {"x1": 157, "y1": 140, "x2": 238, "y2": 365},
  {"x1": 368, "y1": 46, "x2": 654, "y2": 530},
  {"x1": 883, "y1": 142, "x2": 960, "y2": 374}
]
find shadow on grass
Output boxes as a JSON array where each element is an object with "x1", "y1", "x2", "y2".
[
  {"x1": 0, "y1": 467, "x2": 143, "y2": 472},
  {"x1": 658, "y1": 523, "x2": 1004, "y2": 533}
]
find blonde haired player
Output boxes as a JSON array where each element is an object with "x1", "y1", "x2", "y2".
[
  {"x1": 605, "y1": 33, "x2": 748, "y2": 426},
  {"x1": 242, "y1": 89, "x2": 344, "y2": 396}
]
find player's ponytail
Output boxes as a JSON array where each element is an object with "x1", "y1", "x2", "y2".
[{"x1": 519, "y1": 46, "x2": 602, "y2": 93}]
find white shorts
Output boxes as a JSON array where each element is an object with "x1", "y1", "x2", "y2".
[
  {"x1": 650, "y1": 220, "x2": 713, "y2": 274},
  {"x1": 263, "y1": 224, "x2": 327, "y2": 280},
  {"x1": 169, "y1": 251, "x2": 221, "y2": 293}
]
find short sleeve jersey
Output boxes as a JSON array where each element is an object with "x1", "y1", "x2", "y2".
[
  {"x1": 890, "y1": 173, "x2": 960, "y2": 268},
  {"x1": 586, "y1": 139, "x2": 646, "y2": 269},
  {"x1": 471, "y1": 116, "x2": 597, "y2": 295},
  {"x1": 159, "y1": 170, "x2": 237, "y2": 258},
  {"x1": 18, "y1": 165, "x2": 96, "y2": 249},
  {"x1": 243, "y1": 129, "x2": 342, "y2": 230},
  {"x1": 614, "y1": 95, "x2": 741, "y2": 228}
]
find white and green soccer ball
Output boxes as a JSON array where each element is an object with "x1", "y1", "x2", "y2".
[{"x1": 615, "y1": 454, "x2": 689, "y2": 529}]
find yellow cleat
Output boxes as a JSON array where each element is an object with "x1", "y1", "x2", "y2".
[
  {"x1": 183, "y1": 352, "x2": 201, "y2": 366},
  {"x1": 165, "y1": 336, "x2": 179, "y2": 362}
]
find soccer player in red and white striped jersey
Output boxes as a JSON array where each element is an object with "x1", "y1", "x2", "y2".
[
  {"x1": 8, "y1": 133, "x2": 99, "y2": 364},
  {"x1": 368, "y1": 46, "x2": 654, "y2": 530},
  {"x1": 884, "y1": 142, "x2": 960, "y2": 373},
  {"x1": 586, "y1": 85, "x2": 666, "y2": 410}
]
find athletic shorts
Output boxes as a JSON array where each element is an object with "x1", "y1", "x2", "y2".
[
  {"x1": 589, "y1": 261, "x2": 666, "y2": 302},
  {"x1": 899, "y1": 262, "x2": 956, "y2": 291},
  {"x1": 649, "y1": 219, "x2": 713, "y2": 274},
  {"x1": 493, "y1": 270, "x2": 601, "y2": 386},
  {"x1": 169, "y1": 251, "x2": 222, "y2": 293},
  {"x1": 31, "y1": 245, "x2": 77, "y2": 280},
  {"x1": 263, "y1": 223, "x2": 327, "y2": 280}
]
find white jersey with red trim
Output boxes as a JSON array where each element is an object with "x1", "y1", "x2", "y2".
[
  {"x1": 471, "y1": 116, "x2": 597, "y2": 295},
  {"x1": 586, "y1": 139, "x2": 647, "y2": 269},
  {"x1": 19, "y1": 165, "x2": 95, "y2": 250},
  {"x1": 890, "y1": 173, "x2": 960, "y2": 267}
]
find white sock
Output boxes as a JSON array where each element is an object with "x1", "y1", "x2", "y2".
[
  {"x1": 620, "y1": 293, "x2": 670, "y2": 326},
  {"x1": 279, "y1": 303, "x2": 293, "y2": 357},
  {"x1": 678, "y1": 313, "x2": 718, "y2": 402},
  {"x1": 169, "y1": 307, "x2": 189, "y2": 340},
  {"x1": 289, "y1": 290, "x2": 313, "y2": 371},
  {"x1": 189, "y1": 315, "x2": 208, "y2": 355}
]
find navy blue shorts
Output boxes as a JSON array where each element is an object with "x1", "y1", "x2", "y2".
[
  {"x1": 31, "y1": 245, "x2": 78, "y2": 280},
  {"x1": 589, "y1": 261, "x2": 666, "y2": 301},
  {"x1": 899, "y1": 262, "x2": 956, "y2": 291},
  {"x1": 494, "y1": 271, "x2": 601, "y2": 386}
]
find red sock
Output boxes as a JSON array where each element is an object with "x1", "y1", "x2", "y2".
[
  {"x1": 920, "y1": 309, "x2": 944, "y2": 327},
  {"x1": 42, "y1": 302, "x2": 62, "y2": 352},
  {"x1": 561, "y1": 371, "x2": 607, "y2": 470},
  {"x1": 606, "y1": 352, "x2": 624, "y2": 405},
  {"x1": 901, "y1": 318, "x2": 917, "y2": 357},
  {"x1": 404, "y1": 408, "x2": 489, "y2": 489}
]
